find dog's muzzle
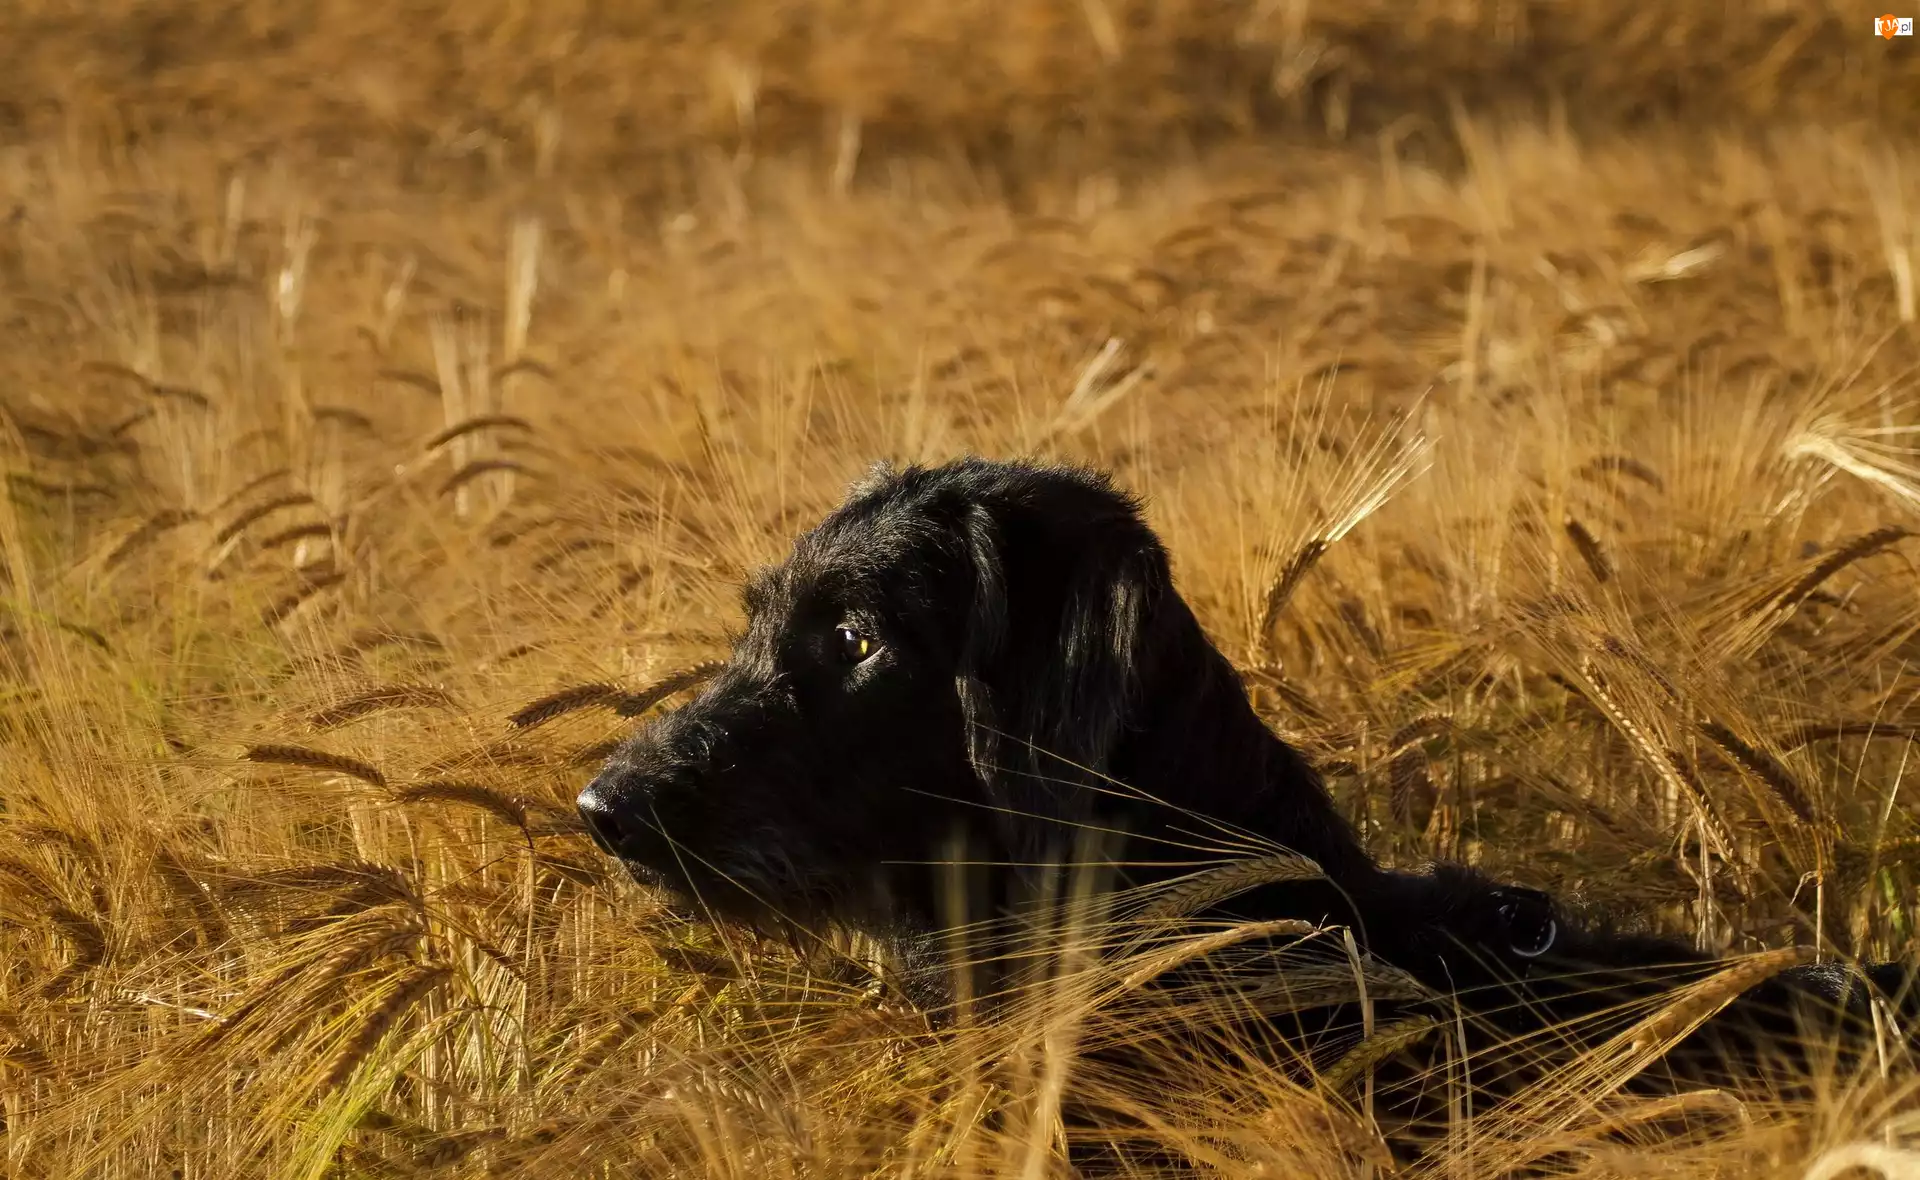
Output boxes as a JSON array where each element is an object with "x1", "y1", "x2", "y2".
[
  {"x1": 576, "y1": 761, "x2": 689, "y2": 864},
  {"x1": 576, "y1": 769, "x2": 636, "y2": 858}
]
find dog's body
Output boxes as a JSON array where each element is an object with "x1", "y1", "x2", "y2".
[{"x1": 578, "y1": 458, "x2": 1914, "y2": 1147}]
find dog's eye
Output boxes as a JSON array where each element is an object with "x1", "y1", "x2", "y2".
[{"x1": 834, "y1": 625, "x2": 875, "y2": 665}]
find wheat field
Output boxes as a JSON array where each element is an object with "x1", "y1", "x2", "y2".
[{"x1": 3, "y1": 2, "x2": 1920, "y2": 1177}]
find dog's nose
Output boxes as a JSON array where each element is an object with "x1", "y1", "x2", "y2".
[{"x1": 576, "y1": 773, "x2": 637, "y2": 857}]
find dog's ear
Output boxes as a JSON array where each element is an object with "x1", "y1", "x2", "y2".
[
  {"x1": 952, "y1": 482, "x2": 1171, "y2": 799},
  {"x1": 1032, "y1": 539, "x2": 1160, "y2": 774},
  {"x1": 955, "y1": 501, "x2": 1007, "y2": 781}
]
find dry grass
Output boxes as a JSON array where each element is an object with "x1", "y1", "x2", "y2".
[{"x1": 3, "y1": 2, "x2": 1920, "y2": 1177}]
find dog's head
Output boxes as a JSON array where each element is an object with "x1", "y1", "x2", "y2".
[{"x1": 576, "y1": 458, "x2": 1199, "y2": 934}]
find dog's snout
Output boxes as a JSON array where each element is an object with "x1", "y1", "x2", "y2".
[
  {"x1": 577, "y1": 767, "x2": 662, "y2": 857},
  {"x1": 575, "y1": 710, "x2": 731, "y2": 862}
]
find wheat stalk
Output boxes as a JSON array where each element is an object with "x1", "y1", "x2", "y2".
[
  {"x1": 557, "y1": 1008, "x2": 662, "y2": 1087},
  {"x1": 424, "y1": 414, "x2": 536, "y2": 454},
  {"x1": 1575, "y1": 455, "x2": 1666, "y2": 490},
  {"x1": 203, "y1": 909, "x2": 425, "y2": 1051},
  {"x1": 1560, "y1": 661, "x2": 1742, "y2": 866},
  {"x1": 1776, "y1": 721, "x2": 1920, "y2": 752},
  {"x1": 309, "y1": 684, "x2": 462, "y2": 730},
  {"x1": 1696, "y1": 719, "x2": 1816, "y2": 825},
  {"x1": 1771, "y1": 526, "x2": 1911, "y2": 616},
  {"x1": 1189, "y1": 961, "x2": 1435, "y2": 1016},
  {"x1": 150, "y1": 846, "x2": 232, "y2": 947},
  {"x1": 214, "y1": 492, "x2": 317, "y2": 545},
  {"x1": 1564, "y1": 516, "x2": 1613, "y2": 583},
  {"x1": 392, "y1": 782, "x2": 531, "y2": 832},
  {"x1": 1129, "y1": 854, "x2": 1326, "y2": 926},
  {"x1": 1260, "y1": 538, "x2": 1332, "y2": 646},
  {"x1": 41, "y1": 906, "x2": 107, "y2": 997},
  {"x1": 614, "y1": 662, "x2": 726, "y2": 716},
  {"x1": 1464, "y1": 948, "x2": 1818, "y2": 1177},
  {"x1": 509, "y1": 662, "x2": 724, "y2": 730},
  {"x1": 260, "y1": 569, "x2": 347, "y2": 627},
  {"x1": 101, "y1": 508, "x2": 197, "y2": 569},
  {"x1": 319, "y1": 963, "x2": 453, "y2": 1091},
  {"x1": 1620, "y1": 948, "x2": 1817, "y2": 1057},
  {"x1": 0, "y1": 856, "x2": 63, "y2": 909},
  {"x1": 256, "y1": 521, "x2": 332, "y2": 555},
  {"x1": 1319, "y1": 1015, "x2": 1441, "y2": 1092},
  {"x1": 209, "y1": 861, "x2": 415, "y2": 906},
  {"x1": 439, "y1": 458, "x2": 532, "y2": 499},
  {"x1": 243, "y1": 744, "x2": 389, "y2": 789},
  {"x1": 508, "y1": 683, "x2": 630, "y2": 729},
  {"x1": 1259, "y1": 426, "x2": 1433, "y2": 653},
  {"x1": 1111, "y1": 920, "x2": 1321, "y2": 995}
]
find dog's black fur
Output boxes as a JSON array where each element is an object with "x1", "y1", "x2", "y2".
[{"x1": 578, "y1": 458, "x2": 1916, "y2": 1144}]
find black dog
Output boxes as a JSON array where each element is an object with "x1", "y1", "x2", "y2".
[{"x1": 577, "y1": 458, "x2": 1914, "y2": 1139}]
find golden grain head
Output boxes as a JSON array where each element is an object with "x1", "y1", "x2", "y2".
[
  {"x1": 1128, "y1": 854, "x2": 1328, "y2": 927},
  {"x1": 318, "y1": 962, "x2": 455, "y2": 1092},
  {"x1": 242, "y1": 743, "x2": 390, "y2": 789}
]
